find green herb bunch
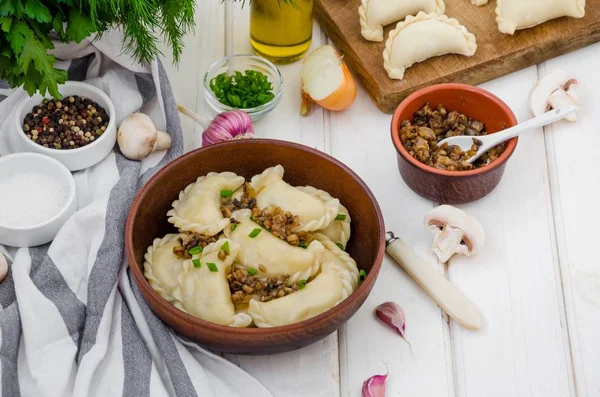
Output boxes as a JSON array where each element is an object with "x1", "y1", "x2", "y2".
[{"x1": 0, "y1": 0, "x2": 195, "y2": 98}]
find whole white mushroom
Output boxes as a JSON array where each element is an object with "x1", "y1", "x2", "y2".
[{"x1": 117, "y1": 113, "x2": 172, "y2": 160}]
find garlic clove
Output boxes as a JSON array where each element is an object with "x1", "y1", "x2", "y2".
[
  {"x1": 374, "y1": 301, "x2": 410, "y2": 346},
  {"x1": 362, "y1": 374, "x2": 388, "y2": 397},
  {"x1": 0, "y1": 252, "x2": 8, "y2": 283}
]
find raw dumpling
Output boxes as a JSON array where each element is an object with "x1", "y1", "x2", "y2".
[
  {"x1": 223, "y1": 209, "x2": 322, "y2": 285},
  {"x1": 471, "y1": 0, "x2": 488, "y2": 6},
  {"x1": 383, "y1": 12, "x2": 477, "y2": 80},
  {"x1": 172, "y1": 239, "x2": 252, "y2": 327},
  {"x1": 496, "y1": 0, "x2": 585, "y2": 34},
  {"x1": 250, "y1": 165, "x2": 340, "y2": 232},
  {"x1": 144, "y1": 234, "x2": 185, "y2": 302},
  {"x1": 248, "y1": 262, "x2": 356, "y2": 327},
  {"x1": 297, "y1": 186, "x2": 351, "y2": 248},
  {"x1": 313, "y1": 233, "x2": 359, "y2": 289},
  {"x1": 359, "y1": 0, "x2": 445, "y2": 42},
  {"x1": 167, "y1": 172, "x2": 245, "y2": 235}
]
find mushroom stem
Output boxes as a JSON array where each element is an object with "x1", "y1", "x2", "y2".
[
  {"x1": 431, "y1": 225, "x2": 465, "y2": 263},
  {"x1": 154, "y1": 131, "x2": 172, "y2": 151}
]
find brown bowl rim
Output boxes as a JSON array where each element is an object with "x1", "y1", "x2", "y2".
[
  {"x1": 125, "y1": 138, "x2": 386, "y2": 336},
  {"x1": 390, "y1": 83, "x2": 519, "y2": 177}
]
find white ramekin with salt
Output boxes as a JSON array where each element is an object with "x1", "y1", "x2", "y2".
[{"x1": 0, "y1": 153, "x2": 76, "y2": 247}]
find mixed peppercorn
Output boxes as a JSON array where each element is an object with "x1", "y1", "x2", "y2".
[{"x1": 22, "y1": 96, "x2": 110, "y2": 150}]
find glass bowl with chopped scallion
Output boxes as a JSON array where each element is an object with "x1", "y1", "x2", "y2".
[{"x1": 203, "y1": 54, "x2": 283, "y2": 121}]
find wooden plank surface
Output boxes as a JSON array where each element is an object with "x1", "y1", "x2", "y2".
[{"x1": 314, "y1": 0, "x2": 600, "y2": 113}]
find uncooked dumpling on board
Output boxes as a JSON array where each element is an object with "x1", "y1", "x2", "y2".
[
  {"x1": 172, "y1": 239, "x2": 252, "y2": 327},
  {"x1": 167, "y1": 172, "x2": 245, "y2": 235},
  {"x1": 358, "y1": 0, "x2": 445, "y2": 42},
  {"x1": 144, "y1": 234, "x2": 186, "y2": 302},
  {"x1": 471, "y1": 0, "x2": 488, "y2": 5},
  {"x1": 248, "y1": 262, "x2": 356, "y2": 327},
  {"x1": 496, "y1": 0, "x2": 585, "y2": 34},
  {"x1": 223, "y1": 209, "x2": 323, "y2": 285},
  {"x1": 383, "y1": 12, "x2": 477, "y2": 80},
  {"x1": 250, "y1": 165, "x2": 340, "y2": 232}
]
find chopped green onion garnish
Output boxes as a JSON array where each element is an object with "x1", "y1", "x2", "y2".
[
  {"x1": 297, "y1": 279, "x2": 307, "y2": 289},
  {"x1": 207, "y1": 262, "x2": 219, "y2": 272},
  {"x1": 248, "y1": 228, "x2": 262, "y2": 238},
  {"x1": 221, "y1": 241, "x2": 230, "y2": 254},
  {"x1": 248, "y1": 267, "x2": 257, "y2": 276},
  {"x1": 298, "y1": 241, "x2": 308, "y2": 249},
  {"x1": 189, "y1": 246, "x2": 203, "y2": 255},
  {"x1": 231, "y1": 224, "x2": 238, "y2": 231},
  {"x1": 220, "y1": 189, "x2": 233, "y2": 198},
  {"x1": 335, "y1": 242, "x2": 344, "y2": 250},
  {"x1": 335, "y1": 214, "x2": 347, "y2": 221},
  {"x1": 358, "y1": 269, "x2": 367, "y2": 286},
  {"x1": 192, "y1": 259, "x2": 201, "y2": 268}
]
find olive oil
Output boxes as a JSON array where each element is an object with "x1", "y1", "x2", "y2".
[{"x1": 250, "y1": 0, "x2": 313, "y2": 63}]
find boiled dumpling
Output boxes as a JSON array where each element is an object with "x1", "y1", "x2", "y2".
[
  {"x1": 250, "y1": 165, "x2": 340, "y2": 232},
  {"x1": 313, "y1": 233, "x2": 359, "y2": 289},
  {"x1": 248, "y1": 262, "x2": 356, "y2": 327},
  {"x1": 359, "y1": 0, "x2": 445, "y2": 42},
  {"x1": 144, "y1": 234, "x2": 186, "y2": 302},
  {"x1": 223, "y1": 209, "x2": 323, "y2": 285},
  {"x1": 383, "y1": 12, "x2": 477, "y2": 80},
  {"x1": 172, "y1": 239, "x2": 252, "y2": 327},
  {"x1": 167, "y1": 172, "x2": 244, "y2": 235},
  {"x1": 496, "y1": 0, "x2": 585, "y2": 34},
  {"x1": 297, "y1": 186, "x2": 351, "y2": 248}
]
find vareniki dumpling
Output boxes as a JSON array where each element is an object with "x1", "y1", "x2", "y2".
[
  {"x1": 383, "y1": 12, "x2": 477, "y2": 80},
  {"x1": 143, "y1": 234, "x2": 186, "y2": 302},
  {"x1": 495, "y1": 0, "x2": 585, "y2": 35},
  {"x1": 359, "y1": 0, "x2": 445, "y2": 42},
  {"x1": 248, "y1": 262, "x2": 355, "y2": 327},
  {"x1": 167, "y1": 172, "x2": 245, "y2": 235},
  {"x1": 224, "y1": 209, "x2": 322, "y2": 285},
  {"x1": 297, "y1": 186, "x2": 351, "y2": 248},
  {"x1": 172, "y1": 239, "x2": 252, "y2": 327},
  {"x1": 313, "y1": 233, "x2": 359, "y2": 289},
  {"x1": 250, "y1": 165, "x2": 340, "y2": 232}
]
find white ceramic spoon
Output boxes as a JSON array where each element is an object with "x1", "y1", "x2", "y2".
[{"x1": 438, "y1": 105, "x2": 578, "y2": 164}]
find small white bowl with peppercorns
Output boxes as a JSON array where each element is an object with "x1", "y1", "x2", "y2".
[{"x1": 13, "y1": 81, "x2": 116, "y2": 172}]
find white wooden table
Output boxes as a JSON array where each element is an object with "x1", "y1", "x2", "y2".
[{"x1": 160, "y1": 2, "x2": 600, "y2": 396}]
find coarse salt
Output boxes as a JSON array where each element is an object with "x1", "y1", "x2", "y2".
[{"x1": 0, "y1": 172, "x2": 69, "y2": 228}]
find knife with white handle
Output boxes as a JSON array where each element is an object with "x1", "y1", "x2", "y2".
[{"x1": 386, "y1": 232, "x2": 482, "y2": 330}]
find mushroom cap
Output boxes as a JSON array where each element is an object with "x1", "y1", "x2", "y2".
[
  {"x1": 424, "y1": 205, "x2": 485, "y2": 255},
  {"x1": 117, "y1": 113, "x2": 158, "y2": 160},
  {"x1": 530, "y1": 69, "x2": 578, "y2": 117}
]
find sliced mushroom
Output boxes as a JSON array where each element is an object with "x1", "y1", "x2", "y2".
[
  {"x1": 424, "y1": 205, "x2": 485, "y2": 263},
  {"x1": 530, "y1": 70, "x2": 580, "y2": 122},
  {"x1": 0, "y1": 252, "x2": 7, "y2": 283}
]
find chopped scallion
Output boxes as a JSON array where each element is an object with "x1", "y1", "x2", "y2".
[
  {"x1": 207, "y1": 262, "x2": 219, "y2": 272},
  {"x1": 298, "y1": 241, "x2": 308, "y2": 249},
  {"x1": 248, "y1": 228, "x2": 262, "y2": 238},
  {"x1": 231, "y1": 223, "x2": 238, "y2": 231},
  {"x1": 358, "y1": 269, "x2": 367, "y2": 286},
  {"x1": 189, "y1": 246, "x2": 203, "y2": 255},
  {"x1": 221, "y1": 241, "x2": 230, "y2": 254},
  {"x1": 220, "y1": 189, "x2": 233, "y2": 198},
  {"x1": 297, "y1": 279, "x2": 307, "y2": 290},
  {"x1": 335, "y1": 214, "x2": 347, "y2": 221},
  {"x1": 248, "y1": 267, "x2": 257, "y2": 276},
  {"x1": 335, "y1": 242, "x2": 344, "y2": 250},
  {"x1": 192, "y1": 259, "x2": 201, "y2": 268}
]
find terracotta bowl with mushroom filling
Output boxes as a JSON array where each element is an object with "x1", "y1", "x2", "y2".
[
  {"x1": 391, "y1": 83, "x2": 518, "y2": 204},
  {"x1": 125, "y1": 139, "x2": 385, "y2": 355}
]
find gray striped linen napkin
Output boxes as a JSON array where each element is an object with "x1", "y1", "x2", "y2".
[{"x1": 0, "y1": 30, "x2": 273, "y2": 397}]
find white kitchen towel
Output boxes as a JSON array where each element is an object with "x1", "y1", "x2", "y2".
[{"x1": 0, "y1": 30, "x2": 274, "y2": 397}]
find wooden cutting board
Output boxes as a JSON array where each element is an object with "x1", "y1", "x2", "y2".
[{"x1": 314, "y1": 0, "x2": 600, "y2": 113}]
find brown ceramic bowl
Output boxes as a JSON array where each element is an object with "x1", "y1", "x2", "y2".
[
  {"x1": 125, "y1": 139, "x2": 385, "y2": 355},
  {"x1": 391, "y1": 84, "x2": 518, "y2": 204}
]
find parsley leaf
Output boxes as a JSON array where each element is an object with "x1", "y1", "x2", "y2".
[
  {"x1": 24, "y1": 0, "x2": 51, "y2": 23},
  {"x1": 66, "y1": 9, "x2": 96, "y2": 43}
]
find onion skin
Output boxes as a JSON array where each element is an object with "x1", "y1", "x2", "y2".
[{"x1": 314, "y1": 62, "x2": 357, "y2": 112}]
